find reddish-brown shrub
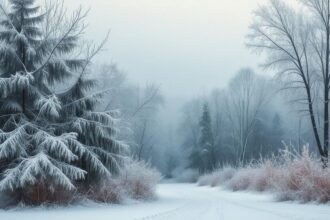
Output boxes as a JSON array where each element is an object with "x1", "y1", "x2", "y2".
[
  {"x1": 198, "y1": 147, "x2": 330, "y2": 203},
  {"x1": 5, "y1": 183, "x2": 78, "y2": 207},
  {"x1": 251, "y1": 160, "x2": 278, "y2": 192},
  {"x1": 226, "y1": 167, "x2": 254, "y2": 191},
  {"x1": 86, "y1": 180, "x2": 123, "y2": 204},
  {"x1": 198, "y1": 167, "x2": 236, "y2": 187}
]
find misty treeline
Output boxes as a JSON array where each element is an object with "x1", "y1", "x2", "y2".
[
  {"x1": 169, "y1": 0, "x2": 330, "y2": 175},
  {"x1": 175, "y1": 68, "x2": 312, "y2": 174},
  {"x1": 0, "y1": 0, "x2": 161, "y2": 207}
]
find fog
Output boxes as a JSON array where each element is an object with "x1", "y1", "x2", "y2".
[
  {"x1": 66, "y1": 0, "x2": 264, "y2": 100},
  {"x1": 62, "y1": 0, "x2": 306, "y2": 173},
  {"x1": 0, "y1": 0, "x2": 308, "y2": 171}
]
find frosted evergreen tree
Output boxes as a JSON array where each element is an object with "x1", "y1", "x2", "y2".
[
  {"x1": 0, "y1": 0, "x2": 127, "y2": 203},
  {"x1": 189, "y1": 103, "x2": 215, "y2": 172}
]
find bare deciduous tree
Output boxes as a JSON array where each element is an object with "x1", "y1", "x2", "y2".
[
  {"x1": 225, "y1": 69, "x2": 269, "y2": 163},
  {"x1": 98, "y1": 67, "x2": 164, "y2": 161},
  {"x1": 248, "y1": 0, "x2": 330, "y2": 166}
]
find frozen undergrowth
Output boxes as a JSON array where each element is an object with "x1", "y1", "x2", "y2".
[
  {"x1": 66, "y1": 160, "x2": 161, "y2": 204},
  {"x1": 0, "y1": 160, "x2": 161, "y2": 209},
  {"x1": 198, "y1": 147, "x2": 330, "y2": 203}
]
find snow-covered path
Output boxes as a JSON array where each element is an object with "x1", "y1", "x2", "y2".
[{"x1": 1, "y1": 184, "x2": 329, "y2": 220}]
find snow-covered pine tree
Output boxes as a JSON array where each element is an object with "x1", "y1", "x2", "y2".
[{"x1": 0, "y1": 0, "x2": 127, "y2": 204}]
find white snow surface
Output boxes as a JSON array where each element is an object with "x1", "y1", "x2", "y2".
[{"x1": 1, "y1": 183, "x2": 329, "y2": 220}]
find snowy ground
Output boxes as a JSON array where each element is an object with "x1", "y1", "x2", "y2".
[{"x1": 0, "y1": 184, "x2": 329, "y2": 220}]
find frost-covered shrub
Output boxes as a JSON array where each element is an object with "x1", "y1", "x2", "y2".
[
  {"x1": 273, "y1": 149, "x2": 330, "y2": 203},
  {"x1": 86, "y1": 179, "x2": 124, "y2": 204},
  {"x1": 249, "y1": 160, "x2": 278, "y2": 192},
  {"x1": 197, "y1": 173, "x2": 213, "y2": 186},
  {"x1": 85, "y1": 160, "x2": 161, "y2": 203},
  {"x1": 198, "y1": 167, "x2": 236, "y2": 187},
  {"x1": 198, "y1": 171, "x2": 220, "y2": 186},
  {"x1": 198, "y1": 164, "x2": 277, "y2": 192},
  {"x1": 226, "y1": 167, "x2": 254, "y2": 191},
  {"x1": 33, "y1": 160, "x2": 162, "y2": 205},
  {"x1": 118, "y1": 160, "x2": 161, "y2": 200},
  {"x1": 222, "y1": 161, "x2": 278, "y2": 192},
  {"x1": 172, "y1": 168, "x2": 199, "y2": 183},
  {"x1": 212, "y1": 167, "x2": 236, "y2": 187},
  {"x1": 198, "y1": 147, "x2": 330, "y2": 203}
]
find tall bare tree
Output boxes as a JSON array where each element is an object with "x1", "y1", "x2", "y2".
[
  {"x1": 225, "y1": 69, "x2": 269, "y2": 163},
  {"x1": 248, "y1": 0, "x2": 330, "y2": 166}
]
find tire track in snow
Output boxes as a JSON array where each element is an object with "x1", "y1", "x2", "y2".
[{"x1": 135, "y1": 187, "x2": 303, "y2": 220}]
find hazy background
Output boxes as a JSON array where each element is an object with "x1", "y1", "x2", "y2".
[{"x1": 66, "y1": 0, "x2": 267, "y2": 120}]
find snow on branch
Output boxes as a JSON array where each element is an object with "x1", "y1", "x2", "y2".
[
  {"x1": 35, "y1": 95, "x2": 62, "y2": 119},
  {"x1": 0, "y1": 165, "x2": 21, "y2": 191},
  {"x1": 21, "y1": 152, "x2": 82, "y2": 190},
  {"x1": 10, "y1": 72, "x2": 34, "y2": 92},
  {"x1": 83, "y1": 148, "x2": 112, "y2": 177},
  {"x1": 33, "y1": 131, "x2": 79, "y2": 163},
  {"x1": 0, "y1": 152, "x2": 84, "y2": 192},
  {"x1": 50, "y1": 159, "x2": 86, "y2": 181},
  {"x1": 0, "y1": 126, "x2": 27, "y2": 160}
]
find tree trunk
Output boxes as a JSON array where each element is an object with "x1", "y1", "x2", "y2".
[
  {"x1": 307, "y1": 89, "x2": 324, "y2": 160},
  {"x1": 324, "y1": 86, "x2": 329, "y2": 168},
  {"x1": 323, "y1": 1, "x2": 330, "y2": 168},
  {"x1": 20, "y1": 6, "x2": 27, "y2": 114}
]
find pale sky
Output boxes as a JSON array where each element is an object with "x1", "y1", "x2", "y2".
[{"x1": 65, "y1": 0, "x2": 267, "y2": 99}]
